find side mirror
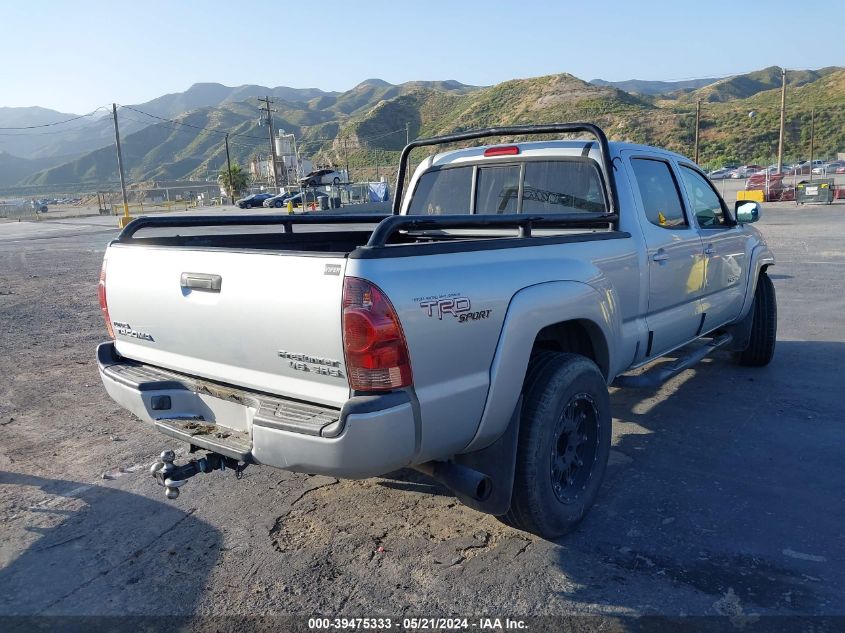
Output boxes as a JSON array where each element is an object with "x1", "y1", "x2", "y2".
[{"x1": 735, "y1": 200, "x2": 761, "y2": 223}]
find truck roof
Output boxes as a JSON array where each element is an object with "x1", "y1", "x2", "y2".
[{"x1": 420, "y1": 139, "x2": 691, "y2": 170}]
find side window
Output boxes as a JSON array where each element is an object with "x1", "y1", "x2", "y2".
[
  {"x1": 475, "y1": 165, "x2": 520, "y2": 214},
  {"x1": 679, "y1": 165, "x2": 729, "y2": 228},
  {"x1": 630, "y1": 158, "x2": 688, "y2": 229},
  {"x1": 407, "y1": 166, "x2": 472, "y2": 215}
]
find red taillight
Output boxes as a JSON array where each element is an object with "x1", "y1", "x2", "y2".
[
  {"x1": 98, "y1": 259, "x2": 114, "y2": 339},
  {"x1": 342, "y1": 277, "x2": 412, "y2": 391},
  {"x1": 484, "y1": 145, "x2": 520, "y2": 157}
]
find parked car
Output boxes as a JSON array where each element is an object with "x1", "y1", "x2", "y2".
[
  {"x1": 262, "y1": 192, "x2": 296, "y2": 208},
  {"x1": 730, "y1": 165, "x2": 764, "y2": 178},
  {"x1": 235, "y1": 193, "x2": 273, "y2": 209},
  {"x1": 97, "y1": 123, "x2": 775, "y2": 539},
  {"x1": 287, "y1": 190, "x2": 329, "y2": 208},
  {"x1": 814, "y1": 161, "x2": 845, "y2": 175},
  {"x1": 707, "y1": 168, "x2": 734, "y2": 179},
  {"x1": 300, "y1": 169, "x2": 344, "y2": 187}
]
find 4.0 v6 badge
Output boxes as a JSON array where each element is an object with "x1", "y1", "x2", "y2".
[{"x1": 418, "y1": 296, "x2": 492, "y2": 323}]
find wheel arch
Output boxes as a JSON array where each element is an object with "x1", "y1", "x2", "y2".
[
  {"x1": 461, "y1": 280, "x2": 621, "y2": 454},
  {"x1": 735, "y1": 242, "x2": 775, "y2": 324},
  {"x1": 532, "y1": 318, "x2": 610, "y2": 381}
]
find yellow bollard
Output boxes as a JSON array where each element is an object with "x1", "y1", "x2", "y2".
[
  {"x1": 287, "y1": 200, "x2": 294, "y2": 215},
  {"x1": 118, "y1": 202, "x2": 133, "y2": 228}
]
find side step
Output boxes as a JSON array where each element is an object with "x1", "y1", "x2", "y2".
[{"x1": 613, "y1": 333, "x2": 733, "y2": 389}]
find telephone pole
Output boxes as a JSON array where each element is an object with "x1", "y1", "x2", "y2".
[
  {"x1": 694, "y1": 100, "x2": 701, "y2": 164},
  {"x1": 809, "y1": 107, "x2": 815, "y2": 182},
  {"x1": 224, "y1": 133, "x2": 234, "y2": 204},
  {"x1": 777, "y1": 67, "x2": 787, "y2": 174},
  {"x1": 343, "y1": 136, "x2": 350, "y2": 183},
  {"x1": 406, "y1": 122, "x2": 410, "y2": 146},
  {"x1": 258, "y1": 96, "x2": 280, "y2": 191},
  {"x1": 111, "y1": 103, "x2": 131, "y2": 228}
]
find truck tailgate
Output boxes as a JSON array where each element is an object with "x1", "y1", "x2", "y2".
[{"x1": 104, "y1": 244, "x2": 349, "y2": 407}]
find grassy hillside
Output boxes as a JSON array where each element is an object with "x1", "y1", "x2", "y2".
[
  {"x1": 324, "y1": 69, "x2": 845, "y2": 175},
  {"x1": 687, "y1": 68, "x2": 845, "y2": 166}
]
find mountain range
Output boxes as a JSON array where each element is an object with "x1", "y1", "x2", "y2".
[{"x1": 3, "y1": 67, "x2": 843, "y2": 192}]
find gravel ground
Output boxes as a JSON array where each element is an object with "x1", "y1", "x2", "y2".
[{"x1": 0, "y1": 206, "x2": 843, "y2": 623}]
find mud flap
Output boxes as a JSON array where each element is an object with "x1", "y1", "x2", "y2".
[{"x1": 453, "y1": 396, "x2": 521, "y2": 516}]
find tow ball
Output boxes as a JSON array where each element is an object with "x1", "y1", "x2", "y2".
[{"x1": 150, "y1": 449, "x2": 247, "y2": 499}]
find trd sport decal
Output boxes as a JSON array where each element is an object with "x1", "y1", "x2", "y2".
[{"x1": 416, "y1": 294, "x2": 492, "y2": 323}]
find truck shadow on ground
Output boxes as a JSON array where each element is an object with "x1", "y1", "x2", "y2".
[
  {"x1": 262, "y1": 341, "x2": 843, "y2": 615},
  {"x1": 0, "y1": 471, "x2": 221, "y2": 615},
  {"x1": 553, "y1": 339, "x2": 844, "y2": 614}
]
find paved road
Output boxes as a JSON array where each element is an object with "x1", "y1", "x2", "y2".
[{"x1": 0, "y1": 205, "x2": 843, "y2": 621}]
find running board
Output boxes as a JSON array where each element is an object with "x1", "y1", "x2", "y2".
[{"x1": 613, "y1": 333, "x2": 733, "y2": 389}]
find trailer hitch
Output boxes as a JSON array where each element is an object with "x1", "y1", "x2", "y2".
[{"x1": 150, "y1": 449, "x2": 247, "y2": 499}]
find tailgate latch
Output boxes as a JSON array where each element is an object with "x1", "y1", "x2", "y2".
[{"x1": 150, "y1": 449, "x2": 247, "y2": 499}]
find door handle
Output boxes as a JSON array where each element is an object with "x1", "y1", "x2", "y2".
[
  {"x1": 652, "y1": 251, "x2": 670, "y2": 262},
  {"x1": 181, "y1": 272, "x2": 222, "y2": 291},
  {"x1": 704, "y1": 245, "x2": 715, "y2": 256}
]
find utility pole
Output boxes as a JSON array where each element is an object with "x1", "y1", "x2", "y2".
[
  {"x1": 777, "y1": 67, "x2": 787, "y2": 174},
  {"x1": 343, "y1": 136, "x2": 350, "y2": 183},
  {"x1": 224, "y1": 133, "x2": 234, "y2": 204},
  {"x1": 111, "y1": 103, "x2": 131, "y2": 227},
  {"x1": 694, "y1": 100, "x2": 701, "y2": 164},
  {"x1": 406, "y1": 122, "x2": 410, "y2": 146},
  {"x1": 258, "y1": 96, "x2": 280, "y2": 191},
  {"x1": 809, "y1": 107, "x2": 815, "y2": 182}
]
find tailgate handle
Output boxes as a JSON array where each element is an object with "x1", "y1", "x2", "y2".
[{"x1": 181, "y1": 272, "x2": 222, "y2": 292}]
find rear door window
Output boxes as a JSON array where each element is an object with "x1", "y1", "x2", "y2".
[{"x1": 630, "y1": 158, "x2": 688, "y2": 228}]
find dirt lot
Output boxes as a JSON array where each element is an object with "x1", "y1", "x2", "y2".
[{"x1": 0, "y1": 207, "x2": 843, "y2": 623}]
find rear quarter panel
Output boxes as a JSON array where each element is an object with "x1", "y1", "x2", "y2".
[{"x1": 347, "y1": 236, "x2": 640, "y2": 462}]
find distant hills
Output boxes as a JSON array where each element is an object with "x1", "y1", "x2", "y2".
[
  {"x1": 589, "y1": 77, "x2": 720, "y2": 95},
  {"x1": 679, "y1": 65, "x2": 843, "y2": 103},
  {"x1": 5, "y1": 67, "x2": 845, "y2": 191}
]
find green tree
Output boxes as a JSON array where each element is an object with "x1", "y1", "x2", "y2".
[{"x1": 218, "y1": 164, "x2": 249, "y2": 201}]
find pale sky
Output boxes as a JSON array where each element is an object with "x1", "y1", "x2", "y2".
[{"x1": 2, "y1": 0, "x2": 841, "y2": 113}]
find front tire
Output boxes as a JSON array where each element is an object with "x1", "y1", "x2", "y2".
[
  {"x1": 503, "y1": 352, "x2": 611, "y2": 539},
  {"x1": 734, "y1": 272, "x2": 777, "y2": 366}
]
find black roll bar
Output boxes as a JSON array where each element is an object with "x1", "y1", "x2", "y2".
[
  {"x1": 392, "y1": 123, "x2": 619, "y2": 216},
  {"x1": 365, "y1": 213, "x2": 617, "y2": 248},
  {"x1": 116, "y1": 213, "x2": 390, "y2": 241}
]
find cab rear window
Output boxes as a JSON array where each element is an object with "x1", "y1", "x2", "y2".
[{"x1": 407, "y1": 159, "x2": 607, "y2": 215}]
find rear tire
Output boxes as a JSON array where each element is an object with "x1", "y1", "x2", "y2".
[
  {"x1": 734, "y1": 272, "x2": 776, "y2": 366},
  {"x1": 502, "y1": 352, "x2": 611, "y2": 539}
]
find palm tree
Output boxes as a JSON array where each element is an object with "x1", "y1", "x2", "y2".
[{"x1": 218, "y1": 164, "x2": 249, "y2": 202}]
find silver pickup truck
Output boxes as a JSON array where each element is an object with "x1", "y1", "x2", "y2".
[{"x1": 97, "y1": 124, "x2": 775, "y2": 538}]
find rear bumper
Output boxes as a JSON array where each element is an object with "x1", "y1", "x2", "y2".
[{"x1": 97, "y1": 342, "x2": 417, "y2": 478}]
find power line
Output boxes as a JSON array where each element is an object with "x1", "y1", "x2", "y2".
[
  {"x1": 119, "y1": 104, "x2": 267, "y2": 140},
  {"x1": 0, "y1": 106, "x2": 110, "y2": 130}
]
